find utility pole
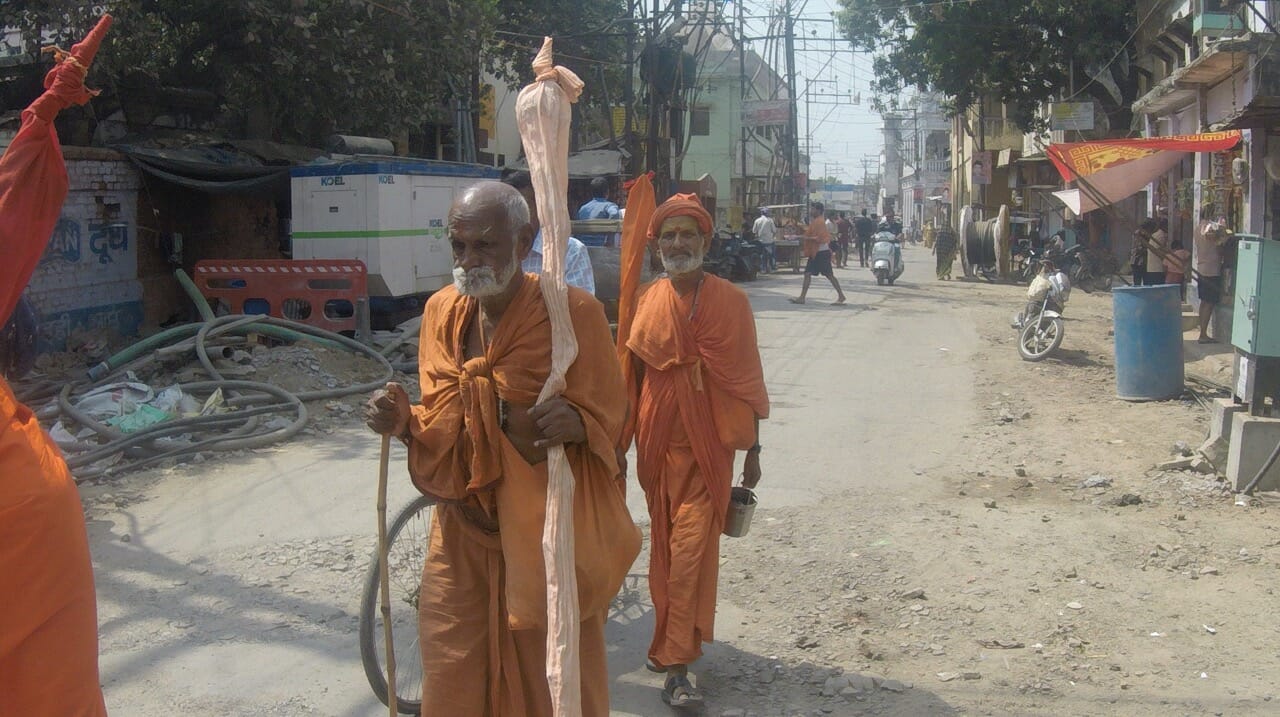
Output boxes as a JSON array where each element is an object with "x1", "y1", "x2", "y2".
[
  {"x1": 860, "y1": 155, "x2": 878, "y2": 211},
  {"x1": 783, "y1": 0, "x2": 800, "y2": 204},
  {"x1": 646, "y1": 0, "x2": 661, "y2": 194},
  {"x1": 738, "y1": 0, "x2": 749, "y2": 215},
  {"x1": 624, "y1": 0, "x2": 637, "y2": 175}
]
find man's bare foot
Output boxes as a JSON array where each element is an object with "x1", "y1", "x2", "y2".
[
  {"x1": 789, "y1": 298, "x2": 805, "y2": 304},
  {"x1": 832, "y1": 297, "x2": 847, "y2": 305}
]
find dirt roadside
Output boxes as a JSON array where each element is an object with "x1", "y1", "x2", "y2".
[
  {"x1": 78, "y1": 255, "x2": 1280, "y2": 717},
  {"x1": 701, "y1": 275, "x2": 1280, "y2": 716}
]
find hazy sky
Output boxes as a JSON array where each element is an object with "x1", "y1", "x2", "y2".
[{"x1": 738, "y1": 0, "x2": 886, "y2": 185}]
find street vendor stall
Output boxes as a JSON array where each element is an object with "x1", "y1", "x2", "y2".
[{"x1": 763, "y1": 203, "x2": 807, "y2": 272}]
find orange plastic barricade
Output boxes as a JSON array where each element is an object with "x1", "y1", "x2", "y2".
[{"x1": 193, "y1": 259, "x2": 368, "y2": 335}]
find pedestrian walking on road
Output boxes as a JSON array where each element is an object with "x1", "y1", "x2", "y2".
[
  {"x1": 835, "y1": 211, "x2": 854, "y2": 268},
  {"x1": 365, "y1": 182, "x2": 639, "y2": 716},
  {"x1": 790, "y1": 202, "x2": 847, "y2": 305},
  {"x1": 854, "y1": 209, "x2": 875, "y2": 267},
  {"x1": 933, "y1": 223, "x2": 959, "y2": 280},
  {"x1": 619, "y1": 193, "x2": 770, "y2": 710}
]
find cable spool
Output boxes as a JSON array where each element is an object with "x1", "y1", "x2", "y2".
[{"x1": 964, "y1": 205, "x2": 1011, "y2": 274}]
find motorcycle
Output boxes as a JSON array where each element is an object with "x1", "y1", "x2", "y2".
[
  {"x1": 870, "y1": 230, "x2": 904, "y2": 286},
  {"x1": 1011, "y1": 240, "x2": 1046, "y2": 284},
  {"x1": 1012, "y1": 265, "x2": 1071, "y2": 361},
  {"x1": 703, "y1": 232, "x2": 764, "y2": 282},
  {"x1": 1065, "y1": 244, "x2": 1116, "y2": 292}
]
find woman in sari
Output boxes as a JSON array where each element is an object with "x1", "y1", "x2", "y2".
[{"x1": 933, "y1": 224, "x2": 958, "y2": 280}]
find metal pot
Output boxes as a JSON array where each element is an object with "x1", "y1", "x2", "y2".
[{"x1": 723, "y1": 486, "x2": 757, "y2": 538}]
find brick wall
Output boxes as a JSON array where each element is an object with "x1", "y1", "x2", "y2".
[
  {"x1": 26, "y1": 148, "x2": 144, "y2": 352},
  {"x1": 136, "y1": 184, "x2": 285, "y2": 326}
]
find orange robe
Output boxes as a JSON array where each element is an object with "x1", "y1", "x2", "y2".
[
  {"x1": 406, "y1": 275, "x2": 640, "y2": 716},
  {"x1": 622, "y1": 275, "x2": 769, "y2": 667},
  {"x1": 0, "y1": 18, "x2": 110, "y2": 717}
]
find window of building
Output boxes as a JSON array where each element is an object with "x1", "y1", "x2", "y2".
[{"x1": 690, "y1": 106, "x2": 711, "y2": 136}]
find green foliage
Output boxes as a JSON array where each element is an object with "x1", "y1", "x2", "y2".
[
  {"x1": 1, "y1": 0, "x2": 626, "y2": 146},
  {"x1": 485, "y1": 0, "x2": 629, "y2": 110},
  {"x1": 836, "y1": 0, "x2": 1137, "y2": 131}
]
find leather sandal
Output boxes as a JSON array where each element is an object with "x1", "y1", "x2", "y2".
[{"x1": 661, "y1": 674, "x2": 704, "y2": 710}]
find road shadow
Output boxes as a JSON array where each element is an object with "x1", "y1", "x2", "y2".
[
  {"x1": 606, "y1": 573, "x2": 959, "y2": 716},
  {"x1": 87, "y1": 513, "x2": 377, "y2": 705},
  {"x1": 1045, "y1": 348, "x2": 1105, "y2": 368}
]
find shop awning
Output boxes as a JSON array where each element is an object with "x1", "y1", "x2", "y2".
[{"x1": 1047, "y1": 131, "x2": 1242, "y2": 214}]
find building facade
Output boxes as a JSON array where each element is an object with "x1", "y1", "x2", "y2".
[{"x1": 1132, "y1": 0, "x2": 1280, "y2": 336}]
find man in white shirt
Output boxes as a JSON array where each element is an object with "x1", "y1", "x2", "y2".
[
  {"x1": 752, "y1": 208, "x2": 777, "y2": 272},
  {"x1": 503, "y1": 171, "x2": 596, "y2": 294}
]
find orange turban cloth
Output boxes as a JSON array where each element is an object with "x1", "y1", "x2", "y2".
[{"x1": 647, "y1": 193, "x2": 713, "y2": 240}]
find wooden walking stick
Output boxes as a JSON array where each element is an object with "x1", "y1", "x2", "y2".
[{"x1": 376, "y1": 433, "x2": 398, "y2": 716}]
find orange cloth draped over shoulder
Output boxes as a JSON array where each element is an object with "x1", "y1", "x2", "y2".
[
  {"x1": 405, "y1": 276, "x2": 639, "y2": 716},
  {"x1": 621, "y1": 250, "x2": 768, "y2": 666},
  {"x1": 0, "y1": 16, "x2": 111, "y2": 717}
]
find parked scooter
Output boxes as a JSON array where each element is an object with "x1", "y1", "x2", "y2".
[
  {"x1": 870, "y1": 230, "x2": 904, "y2": 286},
  {"x1": 1012, "y1": 261, "x2": 1071, "y2": 361}
]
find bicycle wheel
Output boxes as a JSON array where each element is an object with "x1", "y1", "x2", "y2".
[{"x1": 359, "y1": 494, "x2": 436, "y2": 714}]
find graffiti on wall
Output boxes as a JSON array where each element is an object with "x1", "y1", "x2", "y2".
[
  {"x1": 89, "y1": 221, "x2": 129, "y2": 264},
  {"x1": 37, "y1": 301, "x2": 143, "y2": 353},
  {"x1": 42, "y1": 217, "x2": 82, "y2": 265}
]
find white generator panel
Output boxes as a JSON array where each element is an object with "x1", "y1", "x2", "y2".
[{"x1": 290, "y1": 159, "x2": 501, "y2": 297}]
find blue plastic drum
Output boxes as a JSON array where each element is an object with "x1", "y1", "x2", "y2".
[{"x1": 1113, "y1": 284, "x2": 1184, "y2": 401}]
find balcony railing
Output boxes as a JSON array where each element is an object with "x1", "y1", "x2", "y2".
[{"x1": 923, "y1": 159, "x2": 950, "y2": 173}]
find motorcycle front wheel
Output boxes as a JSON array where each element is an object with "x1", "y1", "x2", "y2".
[{"x1": 1017, "y1": 316, "x2": 1064, "y2": 362}]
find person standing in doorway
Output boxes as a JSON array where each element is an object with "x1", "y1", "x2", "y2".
[{"x1": 791, "y1": 202, "x2": 847, "y2": 305}]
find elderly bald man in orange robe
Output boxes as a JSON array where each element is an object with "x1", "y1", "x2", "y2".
[
  {"x1": 1, "y1": 16, "x2": 113, "y2": 717},
  {"x1": 366, "y1": 181, "x2": 639, "y2": 716},
  {"x1": 620, "y1": 193, "x2": 769, "y2": 709}
]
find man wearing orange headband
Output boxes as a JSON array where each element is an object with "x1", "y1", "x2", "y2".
[{"x1": 620, "y1": 193, "x2": 770, "y2": 710}]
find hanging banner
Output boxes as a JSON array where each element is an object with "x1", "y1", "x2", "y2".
[
  {"x1": 1047, "y1": 131, "x2": 1242, "y2": 214},
  {"x1": 742, "y1": 99, "x2": 791, "y2": 127},
  {"x1": 1050, "y1": 102, "x2": 1095, "y2": 131},
  {"x1": 972, "y1": 151, "x2": 992, "y2": 185}
]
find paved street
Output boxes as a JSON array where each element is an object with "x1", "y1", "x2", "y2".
[{"x1": 85, "y1": 246, "x2": 1280, "y2": 716}]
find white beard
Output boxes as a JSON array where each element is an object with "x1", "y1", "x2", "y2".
[
  {"x1": 453, "y1": 248, "x2": 520, "y2": 297},
  {"x1": 661, "y1": 248, "x2": 705, "y2": 276}
]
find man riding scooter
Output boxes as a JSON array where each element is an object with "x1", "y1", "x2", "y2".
[{"x1": 870, "y1": 228, "x2": 904, "y2": 286}]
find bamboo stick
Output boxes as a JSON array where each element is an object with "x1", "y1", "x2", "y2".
[{"x1": 376, "y1": 433, "x2": 398, "y2": 716}]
